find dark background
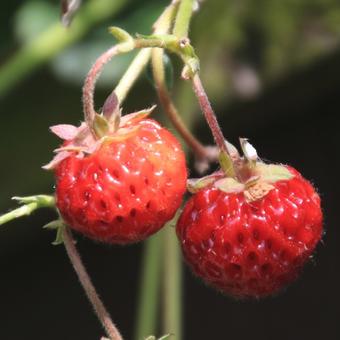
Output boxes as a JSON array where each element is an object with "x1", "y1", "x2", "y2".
[{"x1": 0, "y1": 0, "x2": 339, "y2": 339}]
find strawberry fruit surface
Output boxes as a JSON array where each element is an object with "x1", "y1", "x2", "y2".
[
  {"x1": 54, "y1": 118, "x2": 187, "y2": 244},
  {"x1": 176, "y1": 165, "x2": 322, "y2": 298}
]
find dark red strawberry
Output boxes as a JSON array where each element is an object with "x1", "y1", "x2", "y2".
[
  {"x1": 176, "y1": 141, "x2": 322, "y2": 298},
  {"x1": 45, "y1": 106, "x2": 187, "y2": 244}
]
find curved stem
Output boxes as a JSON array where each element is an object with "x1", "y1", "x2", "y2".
[
  {"x1": 85, "y1": 0, "x2": 181, "y2": 124},
  {"x1": 151, "y1": 48, "x2": 207, "y2": 159},
  {"x1": 63, "y1": 226, "x2": 123, "y2": 340},
  {"x1": 83, "y1": 45, "x2": 124, "y2": 134}
]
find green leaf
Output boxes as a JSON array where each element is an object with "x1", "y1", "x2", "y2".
[{"x1": 52, "y1": 223, "x2": 65, "y2": 246}]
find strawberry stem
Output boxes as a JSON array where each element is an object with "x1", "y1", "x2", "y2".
[
  {"x1": 152, "y1": 49, "x2": 208, "y2": 160},
  {"x1": 63, "y1": 226, "x2": 123, "y2": 340},
  {"x1": 114, "y1": 0, "x2": 181, "y2": 104},
  {"x1": 191, "y1": 74, "x2": 237, "y2": 178},
  {"x1": 191, "y1": 74, "x2": 227, "y2": 153},
  {"x1": 152, "y1": 1, "x2": 209, "y2": 161},
  {"x1": 83, "y1": 44, "x2": 124, "y2": 138}
]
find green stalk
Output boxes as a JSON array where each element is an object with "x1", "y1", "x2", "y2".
[
  {"x1": 114, "y1": 48, "x2": 152, "y2": 103},
  {"x1": 158, "y1": 2, "x2": 198, "y2": 338},
  {"x1": 173, "y1": 0, "x2": 194, "y2": 38},
  {"x1": 0, "y1": 0, "x2": 128, "y2": 98},
  {"x1": 162, "y1": 225, "x2": 182, "y2": 340},
  {"x1": 134, "y1": 233, "x2": 163, "y2": 340},
  {"x1": 132, "y1": 3, "x2": 183, "y2": 340}
]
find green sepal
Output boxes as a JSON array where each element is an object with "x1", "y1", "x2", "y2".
[
  {"x1": 43, "y1": 219, "x2": 65, "y2": 245},
  {"x1": 52, "y1": 224, "x2": 65, "y2": 246},
  {"x1": 43, "y1": 220, "x2": 62, "y2": 230},
  {"x1": 214, "y1": 177, "x2": 245, "y2": 194},
  {"x1": 218, "y1": 151, "x2": 236, "y2": 178},
  {"x1": 93, "y1": 113, "x2": 110, "y2": 138},
  {"x1": 253, "y1": 163, "x2": 294, "y2": 183},
  {"x1": 187, "y1": 175, "x2": 220, "y2": 193}
]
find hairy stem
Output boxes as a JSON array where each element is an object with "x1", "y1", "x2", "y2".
[
  {"x1": 173, "y1": 0, "x2": 195, "y2": 38},
  {"x1": 133, "y1": 233, "x2": 163, "y2": 340},
  {"x1": 84, "y1": 0, "x2": 180, "y2": 127},
  {"x1": 83, "y1": 44, "x2": 123, "y2": 131},
  {"x1": 152, "y1": 48, "x2": 207, "y2": 159},
  {"x1": 192, "y1": 74, "x2": 236, "y2": 177},
  {"x1": 63, "y1": 227, "x2": 122, "y2": 340},
  {"x1": 0, "y1": 0, "x2": 128, "y2": 98},
  {"x1": 191, "y1": 75, "x2": 227, "y2": 152},
  {"x1": 152, "y1": 0, "x2": 208, "y2": 159}
]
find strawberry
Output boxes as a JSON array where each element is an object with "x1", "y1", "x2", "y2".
[
  {"x1": 44, "y1": 103, "x2": 187, "y2": 244},
  {"x1": 176, "y1": 140, "x2": 322, "y2": 298}
]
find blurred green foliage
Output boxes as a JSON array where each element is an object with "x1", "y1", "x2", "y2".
[{"x1": 3, "y1": 0, "x2": 340, "y2": 91}]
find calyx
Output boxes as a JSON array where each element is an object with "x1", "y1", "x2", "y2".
[
  {"x1": 43, "y1": 93, "x2": 156, "y2": 170},
  {"x1": 188, "y1": 139, "x2": 294, "y2": 202}
]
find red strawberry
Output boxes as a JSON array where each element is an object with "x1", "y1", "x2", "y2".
[
  {"x1": 176, "y1": 142, "x2": 322, "y2": 298},
  {"x1": 45, "y1": 106, "x2": 187, "y2": 244}
]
